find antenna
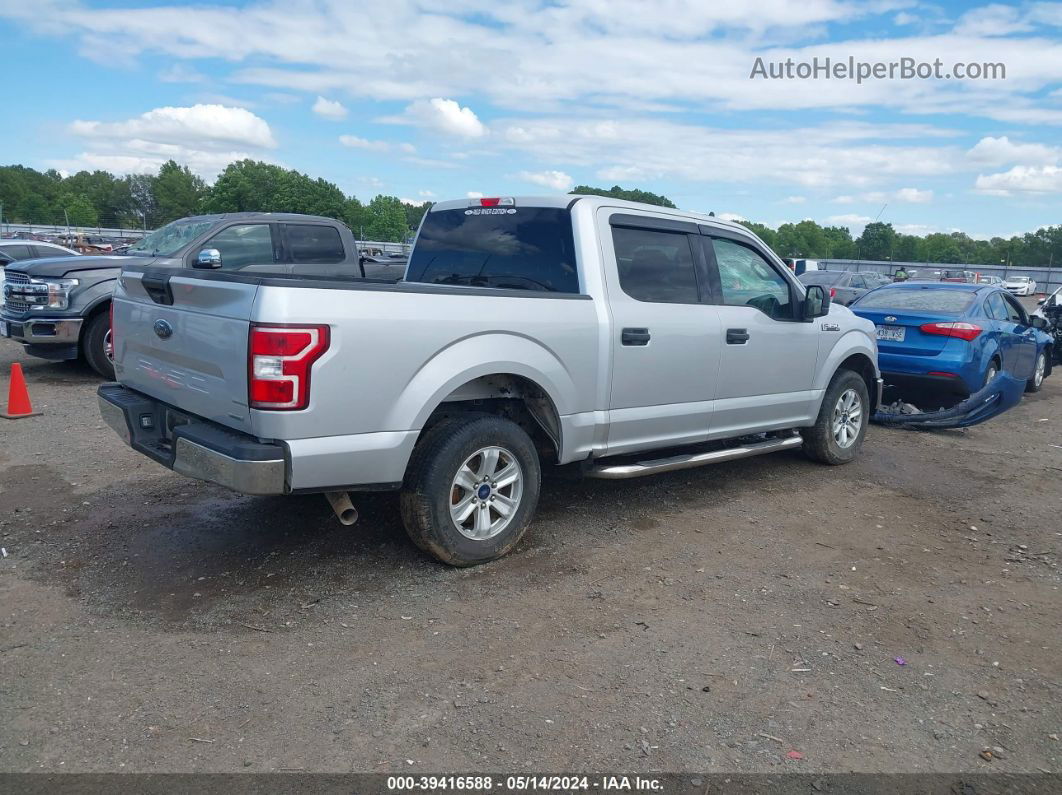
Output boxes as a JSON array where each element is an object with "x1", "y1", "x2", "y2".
[{"x1": 874, "y1": 203, "x2": 888, "y2": 221}]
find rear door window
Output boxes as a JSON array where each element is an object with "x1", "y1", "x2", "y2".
[
  {"x1": 283, "y1": 224, "x2": 345, "y2": 264},
  {"x1": 1, "y1": 244, "x2": 33, "y2": 260},
  {"x1": 34, "y1": 245, "x2": 76, "y2": 258},
  {"x1": 612, "y1": 226, "x2": 700, "y2": 304},
  {"x1": 406, "y1": 206, "x2": 579, "y2": 293}
]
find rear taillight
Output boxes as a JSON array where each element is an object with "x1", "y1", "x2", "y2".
[
  {"x1": 919, "y1": 321, "x2": 982, "y2": 341},
  {"x1": 248, "y1": 324, "x2": 330, "y2": 411},
  {"x1": 829, "y1": 288, "x2": 837, "y2": 298}
]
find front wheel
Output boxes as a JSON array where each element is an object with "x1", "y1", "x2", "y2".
[
  {"x1": 1026, "y1": 350, "x2": 1047, "y2": 393},
  {"x1": 81, "y1": 310, "x2": 115, "y2": 379},
  {"x1": 400, "y1": 415, "x2": 541, "y2": 566},
  {"x1": 802, "y1": 370, "x2": 869, "y2": 465}
]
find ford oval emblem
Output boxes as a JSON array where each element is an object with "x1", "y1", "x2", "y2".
[
  {"x1": 884, "y1": 315, "x2": 897, "y2": 323},
  {"x1": 153, "y1": 319, "x2": 173, "y2": 339}
]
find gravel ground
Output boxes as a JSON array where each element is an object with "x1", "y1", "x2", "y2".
[{"x1": 0, "y1": 327, "x2": 1059, "y2": 774}]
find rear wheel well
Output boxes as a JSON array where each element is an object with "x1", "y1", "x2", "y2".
[
  {"x1": 419, "y1": 374, "x2": 562, "y2": 464},
  {"x1": 837, "y1": 353, "x2": 879, "y2": 412}
]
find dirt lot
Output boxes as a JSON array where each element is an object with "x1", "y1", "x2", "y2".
[{"x1": 1, "y1": 334, "x2": 1060, "y2": 775}]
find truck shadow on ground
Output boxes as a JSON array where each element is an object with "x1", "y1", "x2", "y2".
[{"x1": 26, "y1": 452, "x2": 814, "y2": 628}]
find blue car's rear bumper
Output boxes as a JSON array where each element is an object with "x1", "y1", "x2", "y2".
[{"x1": 878, "y1": 340, "x2": 982, "y2": 398}]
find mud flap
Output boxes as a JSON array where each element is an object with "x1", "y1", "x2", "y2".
[{"x1": 871, "y1": 372, "x2": 1026, "y2": 429}]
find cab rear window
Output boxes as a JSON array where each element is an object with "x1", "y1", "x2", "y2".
[
  {"x1": 406, "y1": 207, "x2": 579, "y2": 293},
  {"x1": 853, "y1": 288, "x2": 975, "y2": 313}
]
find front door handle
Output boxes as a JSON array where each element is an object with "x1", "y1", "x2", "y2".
[
  {"x1": 621, "y1": 327, "x2": 651, "y2": 346},
  {"x1": 726, "y1": 328, "x2": 750, "y2": 345}
]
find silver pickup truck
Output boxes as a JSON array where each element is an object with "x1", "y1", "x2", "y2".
[{"x1": 99, "y1": 195, "x2": 881, "y2": 566}]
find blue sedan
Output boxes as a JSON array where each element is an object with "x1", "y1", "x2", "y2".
[{"x1": 850, "y1": 283, "x2": 1054, "y2": 402}]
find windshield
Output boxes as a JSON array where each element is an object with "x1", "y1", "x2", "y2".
[
  {"x1": 799, "y1": 271, "x2": 843, "y2": 285},
  {"x1": 1009, "y1": 276, "x2": 1030, "y2": 283},
  {"x1": 127, "y1": 220, "x2": 215, "y2": 257},
  {"x1": 853, "y1": 287, "x2": 975, "y2": 313}
]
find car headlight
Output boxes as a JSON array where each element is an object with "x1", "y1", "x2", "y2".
[{"x1": 21, "y1": 277, "x2": 79, "y2": 310}]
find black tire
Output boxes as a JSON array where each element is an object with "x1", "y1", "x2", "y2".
[
  {"x1": 400, "y1": 414, "x2": 541, "y2": 566},
  {"x1": 1025, "y1": 350, "x2": 1047, "y2": 393},
  {"x1": 802, "y1": 369, "x2": 869, "y2": 465},
  {"x1": 81, "y1": 309, "x2": 114, "y2": 379}
]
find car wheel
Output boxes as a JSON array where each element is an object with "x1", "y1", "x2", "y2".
[
  {"x1": 1026, "y1": 350, "x2": 1047, "y2": 393},
  {"x1": 984, "y1": 358, "x2": 1000, "y2": 388},
  {"x1": 82, "y1": 310, "x2": 115, "y2": 379},
  {"x1": 400, "y1": 414, "x2": 541, "y2": 566},
  {"x1": 802, "y1": 369, "x2": 869, "y2": 465}
]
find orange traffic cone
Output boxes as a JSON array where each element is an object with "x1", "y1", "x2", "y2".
[{"x1": 2, "y1": 363, "x2": 42, "y2": 419}]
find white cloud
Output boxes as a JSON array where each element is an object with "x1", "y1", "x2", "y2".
[
  {"x1": 826, "y1": 213, "x2": 873, "y2": 228},
  {"x1": 782, "y1": 195, "x2": 806, "y2": 204},
  {"x1": 158, "y1": 63, "x2": 206, "y2": 83},
  {"x1": 312, "y1": 96, "x2": 348, "y2": 120},
  {"x1": 70, "y1": 104, "x2": 277, "y2": 149},
  {"x1": 516, "y1": 169, "x2": 573, "y2": 191},
  {"x1": 339, "y1": 135, "x2": 389, "y2": 152},
  {"x1": 396, "y1": 98, "x2": 487, "y2": 138},
  {"x1": 62, "y1": 104, "x2": 277, "y2": 179},
  {"x1": 895, "y1": 187, "x2": 933, "y2": 203},
  {"x1": 467, "y1": 191, "x2": 484, "y2": 198},
  {"x1": 975, "y1": 165, "x2": 1062, "y2": 196},
  {"x1": 717, "y1": 212, "x2": 746, "y2": 222},
  {"x1": 966, "y1": 136, "x2": 1061, "y2": 167},
  {"x1": 418, "y1": 189, "x2": 435, "y2": 198}
]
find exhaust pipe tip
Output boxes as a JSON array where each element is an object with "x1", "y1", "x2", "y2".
[{"x1": 324, "y1": 491, "x2": 359, "y2": 526}]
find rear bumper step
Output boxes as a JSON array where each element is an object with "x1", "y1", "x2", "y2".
[
  {"x1": 586, "y1": 434, "x2": 804, "y2": 480},
  {"x1": 98, "y1": 383, "x2": 287, "y2": 496}
]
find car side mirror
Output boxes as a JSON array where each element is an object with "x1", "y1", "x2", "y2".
[
  {"x1": 195, "y1": 248, "x2": 222, "y2": 269},
  {"x1": 1031, "y1": 315, "x2": 1049, "y2": 331},
  {"x1": 1038, "y1": 298, "x2": 1046, "y2": 305},
  {"x1": 803, "y1": 284, "x2": 831, "y2": 320}
]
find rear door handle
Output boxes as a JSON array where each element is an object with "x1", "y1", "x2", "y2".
[
  {"x1": 621, "y1": 327, "x2": 651, "y2": 346},
  {"x1": 726, "y1": 328, "x2": 750, "y2": 345}
]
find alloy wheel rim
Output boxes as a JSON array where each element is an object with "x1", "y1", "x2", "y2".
[
  {"x1": 104, "y1": 329, "x2": 114, "y2": 362},
  {"x1": 831, "y1": 388, "x2": 863, "y2": 449},
  {"x1": 1035, "y1": 354, "x2": 1045, "y2": 386},
  {"x1": 449, "y1": 446, "x2": 523, "y2": 540}
]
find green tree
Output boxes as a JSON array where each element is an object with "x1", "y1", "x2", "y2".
[
  {"x1": 153, "y1": 160, "x2": 207, "y2": 223},
  {"x1": 364, "y1": 195, "x2": 410, "y2": 242},
  {"x1": 568, "y1": 184, "x2": 676, "y2": 208},
  {"x1": 404, "y1": 201, "x2": 432, "y2": 233},
  {"x1": 58, "y1": 193, "x2": 99, "y2": 227},
  {"x1": 737, "y1": 220, "x2": 777, "y2": 251},
  {"x1": 856, "y1": 222, "x2": 897, "y2": 260}
]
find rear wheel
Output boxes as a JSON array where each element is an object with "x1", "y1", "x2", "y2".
[
  {"x1": 984, "y1": 357, "x2": 1000, "y2": 388},
  {"x1": 802, "y1": 370, "x2": 869, "y2": 465},
  {"x1": 1026, "y1": 350, "x2": 1047, "y2": 393},
  {"x1": 81, "y1": 310, "x2": 114, "y2": 379},
  {"x1": 400, "y1": 415, "x2": 541, "y2": 566}
]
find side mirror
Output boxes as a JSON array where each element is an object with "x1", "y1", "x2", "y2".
[
  {"x1": 1038, "y1": 298, "x2": 1046, "y2": 306},
  {"x1": 803, "y1": 284, "x2": 831, "y2": 320},
  {"x1": 1031, "y1": 315, "x2": 1049, "y2": 331},
  {"x1": 195, "y1": 248, "x2": 222, "y2": 269}
]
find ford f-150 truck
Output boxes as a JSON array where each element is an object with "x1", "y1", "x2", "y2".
[
  {"x1": 1, "y1": 212, "x2": 364, "y2": 378},
  {"x1": 98, "y1": 196, "x2": 882, "y2": 566}
]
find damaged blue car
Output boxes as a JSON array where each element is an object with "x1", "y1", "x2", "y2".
[{"x1": 850, "y1": 282, "x2": 1054, "y2": 407}]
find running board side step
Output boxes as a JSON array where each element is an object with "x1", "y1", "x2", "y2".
[{"x1": 586, "y1": 435, "x2": 804, "y2": 480}]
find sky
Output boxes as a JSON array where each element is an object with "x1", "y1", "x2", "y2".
[{"x1": 1, "y1": 0, "x2": 1060, "y2": 239}]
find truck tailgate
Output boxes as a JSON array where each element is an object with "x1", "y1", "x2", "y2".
[{"x1": 113, "y1": 271, "x2": 257, "y2": 432}]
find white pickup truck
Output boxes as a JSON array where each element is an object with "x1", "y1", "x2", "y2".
[{"x1": 99, "y1": 196, "x2": 881, "y2": 565}]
